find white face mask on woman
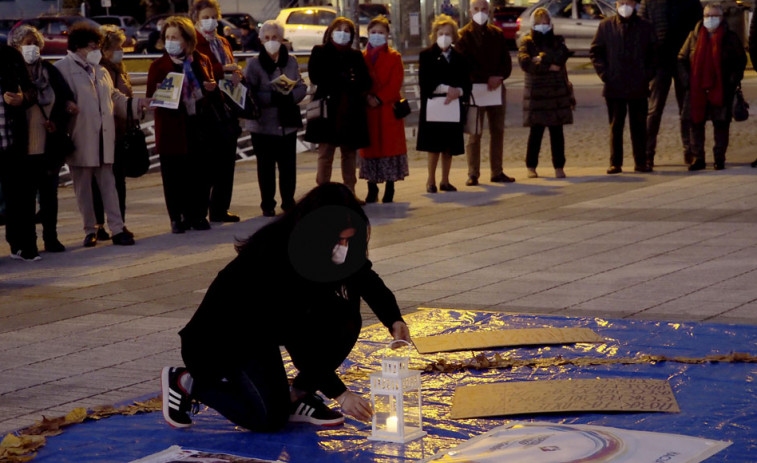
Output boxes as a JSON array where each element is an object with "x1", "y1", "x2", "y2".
[
  {"x1": 86, "y1": 49, "x2": 102, "y2": 66},
  {"x1": 164, "y1": 40, "x2": 183, "y2": 57},
  {"x1": 437, "y1": 34, "x2": 452, "y2": 50},
  {"x1": 264, "y1": 40, "x2": 281, "y2": 56},
  {"x1": 331, "y1": 243, "x2": 349, "y2": 265},
  {"x1": 617, "y1": 4, "x2": 634, "y2": 18},
  {"x1": 110, "y1": 50, "x2": 124, "y2": 64},
  {"x1": 199, "y1": 18, "x2": 218, "y2": 33},
  {"x1": 332, "y1": 30, "x2": 351, "y2": 45},
  {"x1": 368, "y1": 32, "x2": 387, "y2": 47},
  {"x1": 21, "y1": 45, "x2": 40, "y2": 64}
]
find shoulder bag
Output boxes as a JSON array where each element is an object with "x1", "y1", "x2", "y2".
[
  {"x1": 38, "y1": 104, "x2": 75, "y2": 163},
  {"x1": 733, "y1": 85, "x2": 749, "y2": 122},
  {"x1": 117, "y1": 98, "x2": 151, "y2": 178},
  {"x1": 393, "y1": 98, "x2": 411, "y2": 119},
  {"x1": 463, "y1": 93, "x2": 482, "y2": 135}
]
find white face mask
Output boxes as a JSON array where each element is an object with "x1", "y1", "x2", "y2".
[
  {"x1": 21, "y1": 45, "x2": 40, "y2": 64},
  {"x1": 331, "y1": 243, "x2": 349, "y2": 265},
  {"x1": 264, "y1": 40, "x2": 281, "y2": 56},
  {"x1": 332, "y1": 30, "x2": 351, "y2": 45},
  {"x1": 110, "y1": 50, "x2": 124, "y2": 64},
  {"x1": 368, "y1": 32, "x2": 387, "y2": 47},
  {"x1": 473, "y1": 11, "x2": 488, "y2": 25},
  {"x1": 199, "y1": 18, "x2": 218, "y2": 33},
  {"x1": 164, "y1": 39, "x2": 183, "y2": 56},
  {"x1": 437, "y1": 34, "x2": 452, "y2": 50},
  {"x1": 533, "y1": 24, "x2": 552, "y2": 34},
  {"x1": 86, "y1": 49, "x2": 102, "y2": 66},
  {"x1": 617, "y1": 4, "x2": 634, "y2": 18},
  {"x1": 703, "y1": 16, "x2": 721, "y2": 31}
]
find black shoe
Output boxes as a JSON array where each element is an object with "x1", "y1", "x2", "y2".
[
  {"x1": 440, "y1": 183, "x2": 457, "y2": 192},
  {"x1": 83, "y1": 233, "x2": 97, "y2": 247},
  {"x1": 426, "y1": 184, "x2": 437, "y2": 193},
  {"x1": 190, "y1": 219, "x2": 211, "y2": 230},
  {"x1": 161, "y1": 366, "x2": 193, "y2": 428},
  {"x1": 210, "y1": 212, "x2": 240, "y2": 223},
  {"x1": 688, "y1": 160, "x2": 706, "y2": 171},
  {"x1": 112, "y1": 232, "x2": 135, "y2": 246},
  {"x1": 96, "y1": 227, "x2": 110, "y2": 241},
  {"x1": 365, "y1": 182, "x2": 379, "y2": 203},
  {"x1": 289, "y1": 393, "x2": 344, "y2": 426},
  {"x1": 262, "y1": 209, "x2": 276, "y2": 217},
  {"x1": 382, "y1": 181, "x2": 394, "y2": 203},
  {"x1": 714, "y1": 161, "x2": 725, "y2": 171},
  {"x1": 44, "y1": 239, "x2": 66, "y2": 253},
  {"x1": 491, "y1": 173, "x2": 515, "y2": 183},
  {"x1": 281, "y1": 201, "x2": 295, "y2": 213},
  {"x1": 606, "y1": 166, "x2": 622, "y2": 174},
  {"x1": 465, "y1": 176, "x2": 478, "y2": 186},
  {"x1": 10, "y1": 249, "x2": 41, "y2": 261},
  {"x1": 634, "y1": 165, "x2": 651, "y2": 173},
  {"x1": 121, "y1": 226, "x2": 135, "y2": 238},
  {"x1": 171, "y1": 221, "x2": 186, "y2": 234},
  {"x1": 751, "y1": 158, "x2": 757, "y2": 168}
]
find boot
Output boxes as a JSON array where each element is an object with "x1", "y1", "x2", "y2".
[
  {"x1": 365, "y1": 182, "x2": 379, "y2": 203},
  {"x1": 382, "y1": 181, "x2": 395, "y2": 203}
]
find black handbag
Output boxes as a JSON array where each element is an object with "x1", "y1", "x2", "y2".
[
  {"x1": 733, "y1": 85, "x2": 749, "y2": 122},
  {"x1": 38, "y1": 103, "x2": 75, "y2": 162},
  {"x1": 117, "y1": 98, "x2": 150, "y2": 178},
  {"x1": 393, "y1": 98, "x2": 411, "y2": 119}
]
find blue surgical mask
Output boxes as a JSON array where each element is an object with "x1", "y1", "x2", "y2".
[
  {"x1": 164, "y1": 40, "x2": 183, "y2": 57},
  {"x1": 199, "y1": 18, "x2": 218, "y2": 33},
  {"x1": 368, "y1": 32, "x2": 387, "y2": 47},
  {"x1": 533, "y1": 24, "x2": 552, "y2": 34},
  {"x1": 703, "y1": 16, "x2": 721, "y2": 31},
  {"x1": 332, "y1": 30, "x2": 351, "y2": 45}
]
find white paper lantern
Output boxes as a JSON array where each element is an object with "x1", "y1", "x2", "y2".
[{"x1": 368, "y1": 356, "x2": 427, "y2": 443}]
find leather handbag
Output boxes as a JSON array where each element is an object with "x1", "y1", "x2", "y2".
[
  {"x1": 733, "y1": 85, "x2": 749, "y2": 122},
  {"x1": 463, "y1": 94, "x2": 482, "y2": 135},
  {"x1": 392, "y1": 98, "x2": 411, "y2": 119},
  {"x1": 304, "y1": 96, "x2": 330, "y2": 143},
  {"x1": 117, "y1": 98, "x2": 150, "y2": 178},
  {"x1": 38, "y1": 103, "x2": 75, "y2": 163}
]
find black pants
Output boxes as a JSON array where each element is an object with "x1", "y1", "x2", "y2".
[
  {"x1": 1, "y1": 152, "x2": 38, "y2": 252},
  {"x1": 251, "y1": 132, "x2": 296, "y2": 212},
  {"x1": 30, "y1": 154, "x2": 62, "y2": 243},
  {"x1": 690, "y1": 119, "x2": 730, "y2": 164},
  {"x1": 646, "y1": 64, "x2": 691, "y2": 162},
  {"x1": 159, "y1": 152, "x2": 209, "y2": 224},
  {"x1": 208, "y1": 126, "x2": 238, "y2": 217},
  {"x1": 606, "y1": 98, "x2": 648, "y2": 168},
  {"x1": 93, "y1": 160, "x2": 126, "y2": 224},
  {"x1": 526, "y1": 125, "x2": 565, "y2": 169}
]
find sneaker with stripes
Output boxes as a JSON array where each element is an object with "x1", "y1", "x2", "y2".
[
  {"x1": 161, "y1": 366, "x2": 193, "y2": 428},
  {"x1": 289, "y1": 393, "x2": 344, "y2": 426}
]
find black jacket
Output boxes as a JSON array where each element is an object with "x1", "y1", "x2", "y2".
[
  {"x1": 590, "y1": 13, "x2": 657, "y2": 99},
  {"x1": 638, "y1": 0, "x2": 703, "y2": 61},
  {"x1": 0, "y1": 45, "x2": 36, "y2": 155},
  {"x1": 40, "y1": 60, "x2": 75, "y2": 148}
]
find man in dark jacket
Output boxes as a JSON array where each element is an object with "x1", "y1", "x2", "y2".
[
  {"x1": 639, "y1": 0, "x2": 702, "y2": 169},
  {"x1": 590, "y1": 0, "x2": 656, "y2": 174},
  {"x1": 456, "y1": 0, "x2": 514, "y2": 185}
]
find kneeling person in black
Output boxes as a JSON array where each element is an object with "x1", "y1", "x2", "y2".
[{"x1": 161, "y1": 183, "x2": 412, "y2": 430}]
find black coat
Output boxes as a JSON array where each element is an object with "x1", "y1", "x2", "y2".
[
  {"x1": 40, "y1": 61, "x2": 75, "y2": 150},
  {"x1": 416, "y1": 44, "x2": 470, "y2": 155},
  {"x1": 678, "y1": 21, "x2": 746, "y2": 123},
  {"x1": 306, "y1": 42, "x2": 372, "y2": 149},
  {"x1": 638, "y1": 0, "x2": 703, "y2": 62},
  {"x1": 590, "y1": 13, "x2": 657, "y2": 99},
  {"x1": 518, "y1": 31, "x2": 573, "y2": 127},
  {"x1": 0, "y1": 45, "x2": 36, "y2": 156}
]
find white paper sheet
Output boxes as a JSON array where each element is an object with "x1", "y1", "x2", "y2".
[
  {"x1": 471, "y1": 83, "x2": 502, "y2": 107},
  {"x1": 426, "y1": 96, "x2": 460, "y2": 122}
]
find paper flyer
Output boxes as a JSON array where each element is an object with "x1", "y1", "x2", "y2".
[
  {"x1": 426, "y1": 96, "x2": 460, "y2": 123},
  {"x1": 150, "y1": 72, "x2": 184, "y2": 110},
  {"x1": 471, "y1": 83, "x2": 502, "y2": 107},
  {"x1": 219, "y1": 78, "x2": 248, "y2": 109},
  {"x1": 129, "y1": 445, "x2": 282, "y2": 463}
]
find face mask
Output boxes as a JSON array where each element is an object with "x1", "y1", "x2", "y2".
[
  {"x1": 21, "y1": 45, "x2": 40, "y2": 64},
  {"x1": 533, "y1": 24, "x2": 552, "y2": 34},
  {"x1": 331, "y1": 243, "x2": 349, "y2": 265},
  {"x1": 617, "y1": 5, "x2": 634, "y2": 18},
  {"x1": 164, "y1": 39, "x2": 183, "y2": 56},
  {"x1": 368, "y1": 32, "x2": 387, "y2": 47},
  {"x1": 332, "y1": 30, "x2": 351, "y2": 45},
  {"x1": 264, "y1": 40, "x2": 281, "y2": 56},
  {"x1": 110, "y1": 50, "x2": 124, "y2": 64},
  {"x1": 199, "y1": 18, "x2": 218, "y2": 33},
  {"x1": 703, "y1": 16, "x2": 721, "y2": 31},
  {"x1": 473, "y1": 12, "x2": 488, "y2": 25},
  {"x1": 86, "y1": 49, "x2": 102, "y2": 66},
  {"x1": 437, "y1": 34, "x2": 452, "y2": 50}
]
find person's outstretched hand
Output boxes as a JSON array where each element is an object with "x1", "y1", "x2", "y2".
[
  {"x1": 336, "y1": 390, "x2": 373, "y2": 421},
  {"x1": 390, "y1": 321, "x2": 411, "y2": 347}
]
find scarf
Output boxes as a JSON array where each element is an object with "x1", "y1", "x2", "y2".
[
  {"x1": 259, "y1": 44, "x2": 289, "y2": 75},
  {"x1": 365, "y1": 43, "x2": 386, "y2": 66},
  {"x1": 27, "y1": 61, "x2": 54, "y2": 106},
  {"x1": 690, "y1": 25, "x2": 724, "y2": 124},
  {"x1": 180, "y1": 55, "x2": 203, "y2": 115},
  {"x1": 201, "y1": 30, "x2": 230, "y2": 65}
]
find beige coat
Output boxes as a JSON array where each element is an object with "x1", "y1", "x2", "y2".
[{"x1": 54, "y1": 52, "x2": 135, "y2": 167}]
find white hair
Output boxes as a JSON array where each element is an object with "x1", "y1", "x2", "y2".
[{"x1": 260, "y1": 20, "x2": 284, "y2": 39}]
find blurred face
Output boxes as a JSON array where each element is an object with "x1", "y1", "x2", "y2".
[
  {"x1": 335, "y1": 23, "x2": 350, "y2": 33},
  {"x1": 103, "y1": 38, "x2": 124, "y2": 61},
  {"x1": 261, "y1": 27, "x2": 281, "y2": 43},
  {"x1": 368, "y1": 24, "x2": 388, "y2": 36},
  {"x1": 76, "y1": 41, "x2": 99, "y2": 60},
  {"x1": 164, "y1": 26, "x2": 187, "y2": 52},
  {"x1": 337, "y1": 228, "x2": 356, "y2": 247},
  {"x1": 197, "y1": 7, "x2": 218, "y2": 21},
  {"x1": 470, "y1": 0, "x2": 489, "y2": 16},
  {"x1": 534, "y1": 15, "x2": 550, "y2": 26},
  {"x1": 20, "y1": 35, "x2": 41, "y2": 48}
]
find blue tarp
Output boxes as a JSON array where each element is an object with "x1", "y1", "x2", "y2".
[{"x1": 30, "y1": 309, "x2": 757, "y2": 462}]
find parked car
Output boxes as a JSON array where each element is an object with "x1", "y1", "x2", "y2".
[
  {"x1": 91, "y1": 15, "x2": 139, "y2": 52},
  {"x1": 222, "y1": 12, "x2": 257, "y2": 29},
  {"x1": 11, "y1": 16, "x2": 102, "y2": 55},
  {"x1": 136, "y1": 13, "x2": 241, "y2": 52},
  {"x1": 492, "y1": 6, "x2": 527, "y2": 49},
  {"x1": 276, "y1": 6, "x2": 377, "y2": 51},
  {"x1": 516, "y1": 0, "x2": 616, "y2": 54}
]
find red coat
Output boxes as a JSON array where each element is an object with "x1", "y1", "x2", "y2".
[
  {"x1": 195, "y1": 31, "x2": 234, "y2": 81},
  {"x1": 146, "y1": 51, "x2": 216, "y2": 156},
  {"x1": 359, "y1": 46, "x2": 407, "y2": 160}
]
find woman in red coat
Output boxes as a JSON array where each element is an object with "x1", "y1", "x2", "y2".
[
  {"x1": 359, "y1": 16, "x2": 408, "y2": 204},
  {"x1": 146, "y1": 16, "x2": 224, "y2": 233}
]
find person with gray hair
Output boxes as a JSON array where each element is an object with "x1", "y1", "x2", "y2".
[
  {"x1": 243, "y1": 20, "x2": 306, "y2": 217},
  {"x1": 8, "y1": 25, "x2": 76, "y2": 257}
]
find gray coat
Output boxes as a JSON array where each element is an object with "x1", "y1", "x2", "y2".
[{"x1": 243, "y1": 50, "x2": 306, "y2": 137}]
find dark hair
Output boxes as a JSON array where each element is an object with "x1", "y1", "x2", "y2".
[
  {"x1": 323, "y1": 17, "x2": 356, "y2": 45},
  {"x1": 67, "y1": 23, "x2": 103, "y2": 52},
  {"x1": 236, "y1": 183, "x2": 369, "y2": 282}
]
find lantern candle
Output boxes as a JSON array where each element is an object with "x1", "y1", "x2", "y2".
[{"x1": 386, "y1": 415, "x2": 398, "y2": 433}]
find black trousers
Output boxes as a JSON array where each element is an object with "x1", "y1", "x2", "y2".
[
  {"x1": 606, "y1": 98, "x2": 648, "y2": 168},
  {"x1": 30, "y1": 154, "x2": 62, "y2": 243},
  {"x1": 208, "y1": 127, "x2": 238, "y2": 217},
  {"x1": 159, "y1": 152, "x2": 209, "y2": 224},
  {"x1": 1, "y1": 152, "x2": 38, "y2": 252},
  {"x1": 93, "y1": 159, "x2": 126, "y2": 224},
  {"x1": 251, "y1": 132, "x2": 296, "y2": 212},
  {"x1": 690, "y1": 119, "x2": 730, "y2": 164},
  {"x1": 526, "y1": 125, "x2": 565, "y2": 169},
  {"x1": 646, "y1": 64, "x2": 691, "y2": 161}
]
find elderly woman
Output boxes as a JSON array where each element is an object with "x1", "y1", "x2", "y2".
[
  {"x1": 91, "y1": 24, "x2": 132, "y2": 240},
  {"x1": 679, "y1": 4, "x2": 746, "y2": 171},
  {"x1": 191, "y1": 0, "x2": 243, "y2": 223},
  {"x1": 358, "y1": 16, "x2": 408, "y2": 204},
  {"x1": 8, "y1": 25, "x2": 75, "y2": 257},
  {"x1": 518, "y1": 7, "x2": 573, "y2": 179},
  {"x1": 416, "y1": 15, "x2": 470, "y2": 193},
  {"x1": 147, "y1": 16, "x2": 224, "y2": 233},
  {"x1": 244, "y1": 20, "x2": 306, "y2": 217},
  {"x1": 306, "y1": 17, "x2": 372, "y2": 198},
  {"x1": 55, "y1": 23, "x2": 140, "y2": 247}
]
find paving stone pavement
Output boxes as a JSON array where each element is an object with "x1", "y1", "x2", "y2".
[{"x1": 2, "y1": 109, "x2": 757, "y2": 435}]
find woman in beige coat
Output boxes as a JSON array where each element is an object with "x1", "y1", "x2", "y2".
[{"x1": 55, "y1": 23, "x2": 142, "y2": 247}]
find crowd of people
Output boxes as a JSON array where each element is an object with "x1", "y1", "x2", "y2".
[{"x1": 0, "y1": 0, "x2": 754, "y2": 263}]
